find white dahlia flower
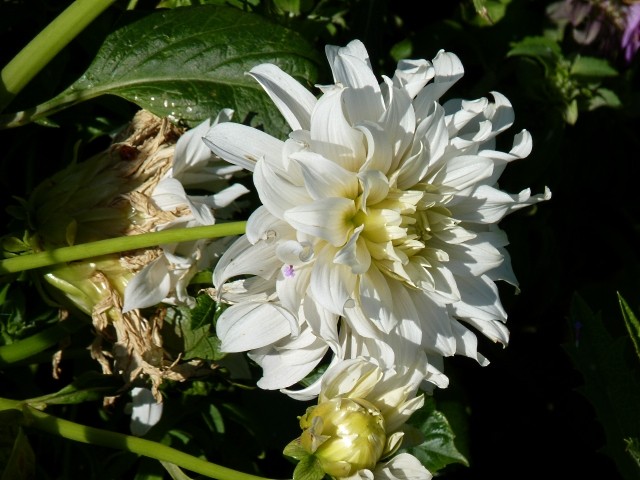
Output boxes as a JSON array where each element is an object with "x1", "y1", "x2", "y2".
[{"x1": 204, "y1": 39, "x2": 551, "y2": 397}]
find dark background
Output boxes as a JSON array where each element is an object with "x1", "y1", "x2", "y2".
[{"x1": 1, "y1": 1, "x2": 639, "y2": 479}]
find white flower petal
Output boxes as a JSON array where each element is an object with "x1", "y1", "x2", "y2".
[
  {"x1": 310, "y1": 87, "x2": 366, "y2": 171},
  {"x1": 213, "y1": 235, "x2": 281, "y2": 290},
  {"x1": 255, "y1": 158, "x2": 311, "y2": 220},
  {"x1": 310, "y1": 243, "x2": 357, "y2": 315},
  {"x1": 250, "y1": 332, "x2": 328, "y2": 390},
  {"x1": 217, "y1": 301, "x2": 298, "y2": 352},
  {"x1": 292, "y1": 151, "x2": 359, "y2": 200},
  {"x1": 413, "y1": 50, "x2": 464, "y2": 122},
  {"x1": 130, "y1": 387, "x2": 163, "y2": 436},
  {"x1": 285, "y1": 197, "x2": 356, "y2": 246},
  {"x1": 123, "y1": 257, "x2": 172, "y2": 312},
  {"x1": 427, "y1": 155, "x2": 494, "y2": 191},
  {"x1": 248, "y1": 63, "x2": 316, "y2": 131},
  {"x1": 373, "y1": 453, "x2": 432, "y2": 480},
  {"x1": 203, "y1": 122, "x2": 284, "y2": 172}
]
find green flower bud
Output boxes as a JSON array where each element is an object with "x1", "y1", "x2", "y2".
[{"x1": 298, "y1": 397, "x2": 387, "y2": 476}]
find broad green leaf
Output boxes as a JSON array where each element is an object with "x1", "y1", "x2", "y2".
[
  {"x1": 588, "y1": 87, "x2": 621, "y2": 110},
  {"x1": 566, "y1": 294, "x2": 640, "y2": 480},
  {"x1": 571, "y1": 56, "x2": 618, "y2": 78},
  {"x1": 617, "y1": 293, "x2": 640, "y2": 362},
  {"x1": 0, "y1": 427, "x2": 34, "y2": 480},
  {"x1": 400, "y1": 396, "x2": 468, "y2": 473},
  {"x1": 25, "y1": 372, "x2": 122, "y2": 407},
  {"x1": 189, "y1": 294, "x2": 218, "y2": 330},
  {"x1": 163, "y1": 305, "x2": 224, "y2": 361},
  {"x1": 3, "y1": 5, "x2": 321, "y2": 138}
]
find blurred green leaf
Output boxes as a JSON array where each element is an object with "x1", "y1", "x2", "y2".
[
  {"x1": 508, "y1": 36, "x2": 562, "y2": 74},
  {"x1": 566, "y1": 294, "x2": 640, "y2": 480},
  {"x1": 3, "y1": 5, "x2": 321, "y2": 138},
  {"x1": 467, "y1": 0, "x2": 511, "y2": 25},
  {"x1": 571, "y1": 56, "x2": 618, "y2": 78},
  {"x1": 588, "y1": 87, "x2": 621, "y2": 110},
  {"x1": 400, "y1": 396, "x2": 468, "y2": 473}
]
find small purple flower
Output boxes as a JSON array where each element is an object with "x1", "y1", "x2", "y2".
[
  {"x1": 622, "y1": 4, "x2": 640, "y2": 63},
  {"x1": 283, "y1": 264, "x2": 295, "y2": 278}
]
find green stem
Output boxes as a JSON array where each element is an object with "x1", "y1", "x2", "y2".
[
  {"x1": 0, "y1": 0, "x2": 116, "y2": 112},
  {"x1": 0, "y1": 316, "x2": 86, "y2": 366},
  {"x1": 0, "y1": 398, "x2": 275, "y2": 480},
  {"x1": 0, "y1": 222, "x2": 246, "y2": 274}
]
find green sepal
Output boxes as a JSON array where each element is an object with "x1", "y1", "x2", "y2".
[
  {"x1": 284, "y1": 437, "x2": 308, "y2": 460},
  {"x1": 292, "y1": 454, "x2": 325, "y2": 480}
]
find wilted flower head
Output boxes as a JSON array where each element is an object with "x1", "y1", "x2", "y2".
[
  {"x1": 284, "y1": 358, "x2": 431, "y2": 480},
  {"x1": 205, "y1": 39, "x2": 550, "y2": 397},
  {"x1": 5, "y1": 110, "x2": 247, "y2": 397}
]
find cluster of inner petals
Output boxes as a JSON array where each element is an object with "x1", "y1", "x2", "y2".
[{"x1": 328, "y1": 166, "x2": 456, "y2": 292}]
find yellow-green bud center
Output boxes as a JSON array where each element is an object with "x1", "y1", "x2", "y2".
[{"x1": 299, "y1": 397, "x2": 386, "y2": 476}]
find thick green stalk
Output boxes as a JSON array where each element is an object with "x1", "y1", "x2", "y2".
[
  {"x1": 0, "y1": 0, "x2": 116, "y2": 112},
  {"x1": 0, "y1": 316, "x2": 86, "y2": 366},
  {"x1": 0, "y1": 222, "x2": 246, "y2": 274},
  {"x1": 0, "y1": 397, "x2": 274, "y2": 480}
]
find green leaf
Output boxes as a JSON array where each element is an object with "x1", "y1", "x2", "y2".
[
  {"x1": 564, "y1": 98, "x2": 578, "y2": 125},
  {"x1": 625, "y1": 438, "x2": 640, "y2": 469},
  {"x1": 570, "y1": 56, "x2": 618, "y2": 78},
  {"x1": 159, "y1": 461, "x2": 194, "y2": 480},
  {"x1": 507, "y1": 36, "x2": 562, "y2": 74},
  {"x1": 624, "y1": 438, "x2": 640, "y2": 469},
  {"x1": 0, "y1": 427, "x2": 34, "y2": 480},
  {"x1": 163, "y1": 305, "x2": 224, "y2": 361},
  {"x1": 24, "y1": 372, "x2": 123, "y2": 408},
  {"x1": 565, "y1": 294, "x2": 640, "y2": 480},
  {"x1": 400, "y1": 396, "x2": 468, "y2": 473},
  {"x1": 588, "y1": 87, "x2": 621, "y2": 110},
  {"x1": 189, "y1": 294, "x2": 218, "y2": 330},
  {"x1": 4, "y1": 5, "x2": 321, "y2": 137},
  {"x1": 468, "y1": 0, "x2": 511, "y2": 25},
  {"x1": 292, "y1": 454, "x2": 325, "y2": 480},
  {"x1": 617, "y1": 293, "x2": 640, "y2": 363}
]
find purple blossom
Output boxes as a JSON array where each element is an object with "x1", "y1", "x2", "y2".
[{"x1": 622, "y1": 4, "x2": 640, "y2": 62}]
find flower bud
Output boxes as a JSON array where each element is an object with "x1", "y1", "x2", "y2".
[{"x1": 298, "y1": 397, "x2": 386, "y2": 476}]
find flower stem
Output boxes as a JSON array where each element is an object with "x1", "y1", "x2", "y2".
[
  {"x1": 0, "y1": 316, "x2": 86, "y2": 366},
  {"x1": 0, "y1": 222, "x2": 246, "y2": 274},
  {"x1": 0, "y1": 397, "x2": 274, "y2": 480},
  {"x1": 0, "y1": 0, "x2": 116, "y2": 112}
]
